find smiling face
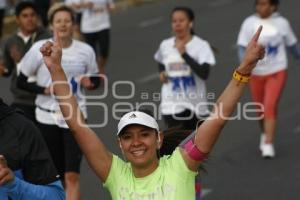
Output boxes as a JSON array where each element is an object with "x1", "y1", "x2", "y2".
[
  {"x1": 51, "y1": 10, "x2": 74, "y2": 40},
  {"x1": 256, "y1": 0, "x2": 276, "y2": 18},
  {"x1": 118, "y1": 125, "x2": 162, "y2": 168},
  {"x1": 171, "y1": 10, "x2": 193, "y2": 39}
]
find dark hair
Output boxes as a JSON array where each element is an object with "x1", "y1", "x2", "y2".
[
  {"x1": 48, "y1": 3, "x2": 75, "y2": 24},
  {"x1": 160, "y1": 127, "x2": 193, "y2": 156},
  {"x1": 137, "y1": 109, "x2": 154, "y2": 118},
  {"x1": 15, "y1": 1, "x2": 38, "y2": 16},
  {"x1": 255, "y1": 0, "x2": 280, "y2": 8},
  {"x1": 270, "y1": 0, "x2": 280, "y2": 5},
  {"x1": 171, "y1": 6, "x2": 195, "y2": 35}
]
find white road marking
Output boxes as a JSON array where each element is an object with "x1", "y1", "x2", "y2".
[
  {"x1": 137, "y1": 73, "x2": 159, "y2": 83},
  {"x1": 202, "y1": 188, "x2": 213, "y2": 198},
  {"x1": 139, "y1": 17, "x2": 163, "y2": 28}
]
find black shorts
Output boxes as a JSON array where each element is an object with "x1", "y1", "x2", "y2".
[
  {"x1": 37, "y1": 122, "x2": 82, "y2": 177},
  {"x1": 83, "y1": 29, "x2": 110, "y2": 59}
]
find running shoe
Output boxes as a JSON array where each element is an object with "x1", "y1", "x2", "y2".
[
  {"x1": 259, "y1": 133, "x2": 266, "y2": 151},
  {"x1": 261, "y1": 143, "x2": 275, "y2": 158}
]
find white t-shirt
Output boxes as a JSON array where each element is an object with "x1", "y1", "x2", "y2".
[
  {"x1": 80, "y1": 0, "x2": 113, "y2": 33},
  {"x1": 154, "y1": 36, "x2": 216, "y2": 116},
  {"x1": 237, "y1": 13, "x2": 297, "y2": 75},
  {"x1": 20, "y1": 39, "x2": 98, "y2": 128}
]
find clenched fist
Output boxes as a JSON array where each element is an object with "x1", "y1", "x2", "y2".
[{"x1": 40, "y1": 30, "x2": 62, "y2": 73}]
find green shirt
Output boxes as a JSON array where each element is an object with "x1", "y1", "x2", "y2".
[{"x1": 104, "y1": 148, "x2": 197, "y2": 200}]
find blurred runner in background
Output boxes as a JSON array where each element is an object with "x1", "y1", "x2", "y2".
[
  {"x1": 80, "y1": 0, "x2": 115, "y2": 75},
  {"x1": 154, "y1": 7, "x2": 216, "y2": 130},
  {"x1": 0, "y1": 1, "x2": 51, "y2": 122},
  {"x1": 17, "y1": 4, "x2": 99, "y2": 200},
  {"x1": 237, "y1": 0, "x2": 300, "y2": 158}
]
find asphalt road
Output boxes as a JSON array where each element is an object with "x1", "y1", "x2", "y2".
[{"x1": 1, "y1": 0, "x2": 300, "y2": 199}]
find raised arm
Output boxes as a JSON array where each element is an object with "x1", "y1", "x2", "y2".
[
  {"x1": 181, "y1": 26, "x2": 265, "y2": 171},
  {"x1": 39, "y1": 32, "x2": 112, "y2": 182}
]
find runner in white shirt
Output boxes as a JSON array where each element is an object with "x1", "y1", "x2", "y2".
[
  {"x1": 154, "y1": 7, "x2": 216, "y2": 130},
  {"x1": 17, "y1": 4, "x2": 99, "y2": 200},
  {"x1": 237, "y1": 0, "x2": 300, "y2": 158},
  {"x1": 79, "y1": 0, "x2": 115, "y2": 74}
]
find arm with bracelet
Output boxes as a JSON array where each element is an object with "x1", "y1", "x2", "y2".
[{"x1": 180, "y1": 26, "x2": 265, "y2": 171}]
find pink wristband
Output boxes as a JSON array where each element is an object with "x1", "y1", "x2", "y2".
[
  {"x1": 195, "y1": 183, "x2": 202, "y2": 193},
  {"x1": 183, "y1": 139, "x2": 207, "y2": 162}
]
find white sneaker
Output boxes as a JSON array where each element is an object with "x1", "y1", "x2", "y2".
[
  {"x1": 259, "y1": 134, "x2": 266, "y2": 151},
  {"x1": 261, "y1": 143, "x2": 275, "y2": 158}
]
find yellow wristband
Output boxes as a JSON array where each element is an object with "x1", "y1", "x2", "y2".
[{"x1": 233, "y1": 70, "x2": 250, "y2": 83}]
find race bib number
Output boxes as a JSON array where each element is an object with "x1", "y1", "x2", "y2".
[{"x1": 165, "y1": 54, "x2": 191, "y2": 77}]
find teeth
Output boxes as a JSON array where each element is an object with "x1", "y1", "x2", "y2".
[{"x1": 132, "y1": 150, "x2": 145, "y2": 156}]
